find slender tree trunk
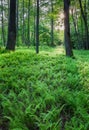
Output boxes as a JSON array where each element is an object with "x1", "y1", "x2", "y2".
[
  {"x1": 16, "y1": 0, "x2": 19, "y2": 46},
  {"x1": 36, "y1": 0, "x2": 39, "y2": 53},
  {"x1": 6, "y1": 0, "x2": 16, "y2": 50},
  {"x1": 80, "y1": 14, "x2": 84, "y2": 48},
  {"x1": 50, "y1": 0, "x2": 54, "y2": 46},
  {"x1": 22, "y1": 0, "x2": 25, "y2": 44},
  {"x1": 71, "y1": 8, "x2": 80, "y2": 48},
  {"x1": 1, "y1": 0, "x2": 5, "y2": 46},
  {"x1": 33, "y1": 0, "x2": 36, "y2": 46},
  {"x1": 27, "y1": 0, "x2": 30, "y2": 46},
  {"x1": 79, "y1": 0, "x2": 89, "y2": 49},
  {"x1": 64, "y1": 0, "x2": 73, "y2": 56}
]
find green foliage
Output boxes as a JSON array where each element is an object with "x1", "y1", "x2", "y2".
[
  {"x1": 0, "y1": 47, "x2": 89, "y2": 129},
  {"x1": 39, "y1": 25, "x2": 61, "y2": 46}
]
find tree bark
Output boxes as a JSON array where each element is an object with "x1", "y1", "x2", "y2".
[
  {"x1": 79, "y1": 0, "x2": 89, "y2": 49},
  {"x1": 71, "y1": 8, "x2": 80, "y2": 48},
  {"x1": 27, "y1": 0, "x2": 31, "y2": 46},
  {"x1": 6, "y1": 0, "x2": 16, "y2": 50},
  {"x1": 16, "y1": 0, "x2": 19, "y2": 46},
  {"x1": 64, "y1": 0, "x2": 73, "y2": 56},
  {"x1": 50, "y1": 0, "x2": 54, "y2": 46},
  {"x1": 36, "y1": 0, "x2": 39, "y2": 53},
  {"x1": 1, "y1": 0, "x2": 5, "y2": 46},
  {"x1": 22, "y1": 0, "x2": 25, "y2": 43}
]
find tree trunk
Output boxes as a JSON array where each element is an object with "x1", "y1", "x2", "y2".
[
  {"x1": 71, "y1": 8, "x2": 80, "y2": 48},
  {"x1": 64, "y1": 0, "x2": 73, "y2": 56},
  {"x1": 16, "y1": 0, "x2": 19, "y2": 46},
  {"x1": 79, "y1": 0, "x2": 89, "y2": 49},
  {"x1": 1, "y1": 0, "x2": 5, "y2": 46},
  {"x1": 6, "y1": 0, "x2": 16, "y2": 50},
  {"x1": 27, "y1": 0, "x2": 31, "y2": 46},
  {"x1": 33, "y1": 0, "x2": 36, "y2": 46},
  {"x1": 50, "y1": 0, "x2": 54, "y2": 46},
  {"x1": 36, "y1": 0, "x2": 39, "y2": 53},
  {"x1": 22, "y1": 0, "x2": 25, "y2": 44}
]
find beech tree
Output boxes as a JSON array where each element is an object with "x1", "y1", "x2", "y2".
[{"x1": 6, "y1": 0, "x2": 16, "y2": 50}]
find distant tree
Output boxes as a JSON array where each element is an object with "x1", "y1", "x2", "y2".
[
  {"x1": 50, "y1": 0, "x2": 54, "y2": 46},
  {"x1": 36, "y1": 0, "x2": 39, "y2": 53},
  {"x1": 78, "y1": 0, "x2": 89, "y2": 49},
  {"x1": 1, "y1": 0, "x2": 5, "y2": 46},
  {"x1": 33, "y1": 0, "x2": 36, "y2": 46},
  {"x1": 27, "y1": 0, "x2": 31, "y2": 46},
  {"x1": 16, "y1": 0, "x2": 19, "y2": 45},
  {"x1": 6, "y1": 0, "x2": 16, "y2": 50},
  {"x1": 22, "y1": 0, "x2": 25, "y2": 44},
  {"x1": 64, "y1": 0, "x2": 73, "y2": 56}
]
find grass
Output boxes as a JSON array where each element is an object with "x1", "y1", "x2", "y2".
[{"x1": 0, "y1": 46, "x2": 89, "y2": 130}]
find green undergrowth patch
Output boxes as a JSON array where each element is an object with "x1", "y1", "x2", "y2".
[{"x1": 0, "y1": 48, "x2": 89, "y2": 130}]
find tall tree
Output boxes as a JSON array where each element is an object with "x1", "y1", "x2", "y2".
[
  {"x1": 6, "y1": 0, "x2": 16, "y2": 50},
  {"x1": 64, "y1": 0, "x2": 73, "y2": 56},
  {"x1": 50, "y1": 0, "x2": 54, "y2": 46},
  {"x1": 27, "y1": 0, "x2": 31, "y2": 46},
  {"x1": 36, "y1": 0, "x2": 39, "y2": 53},
  {"x1": 1, "y1": 0, "x2": 5, "y2": 46},
  {"x1": 71, "y1": 7, "x2": 80, "y2": 48},
  {"x1": 22, "y1": 0, "x2": 25, "y2": 43},
  {"x1": 33, "y1": 0, "x2": 36, "y2": 46},
  {"x1": 79, "y1": 0, "x2": 89, "y2": 49},
  {"x1": 16, "y1": 0, "x2": 19, "y2": 46}
]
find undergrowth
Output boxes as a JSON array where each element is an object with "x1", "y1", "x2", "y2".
[{"x1": 0, "y1": 47, "x2": 89, "y2": 130}]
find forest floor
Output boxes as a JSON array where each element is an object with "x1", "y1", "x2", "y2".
[{"x1": 0, "y1": 46, "x2": 89, "y2": 130}]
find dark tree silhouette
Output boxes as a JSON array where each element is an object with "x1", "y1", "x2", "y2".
[
  {"x1": 36, "y1": 0, "x2": 39, "y2": 53},
  {"x1": 64, "y1": 0, "x2": 73, "y2": 56},
  {"x1": 6, "y1": 0, "x2": 16, "y2": 50}
]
